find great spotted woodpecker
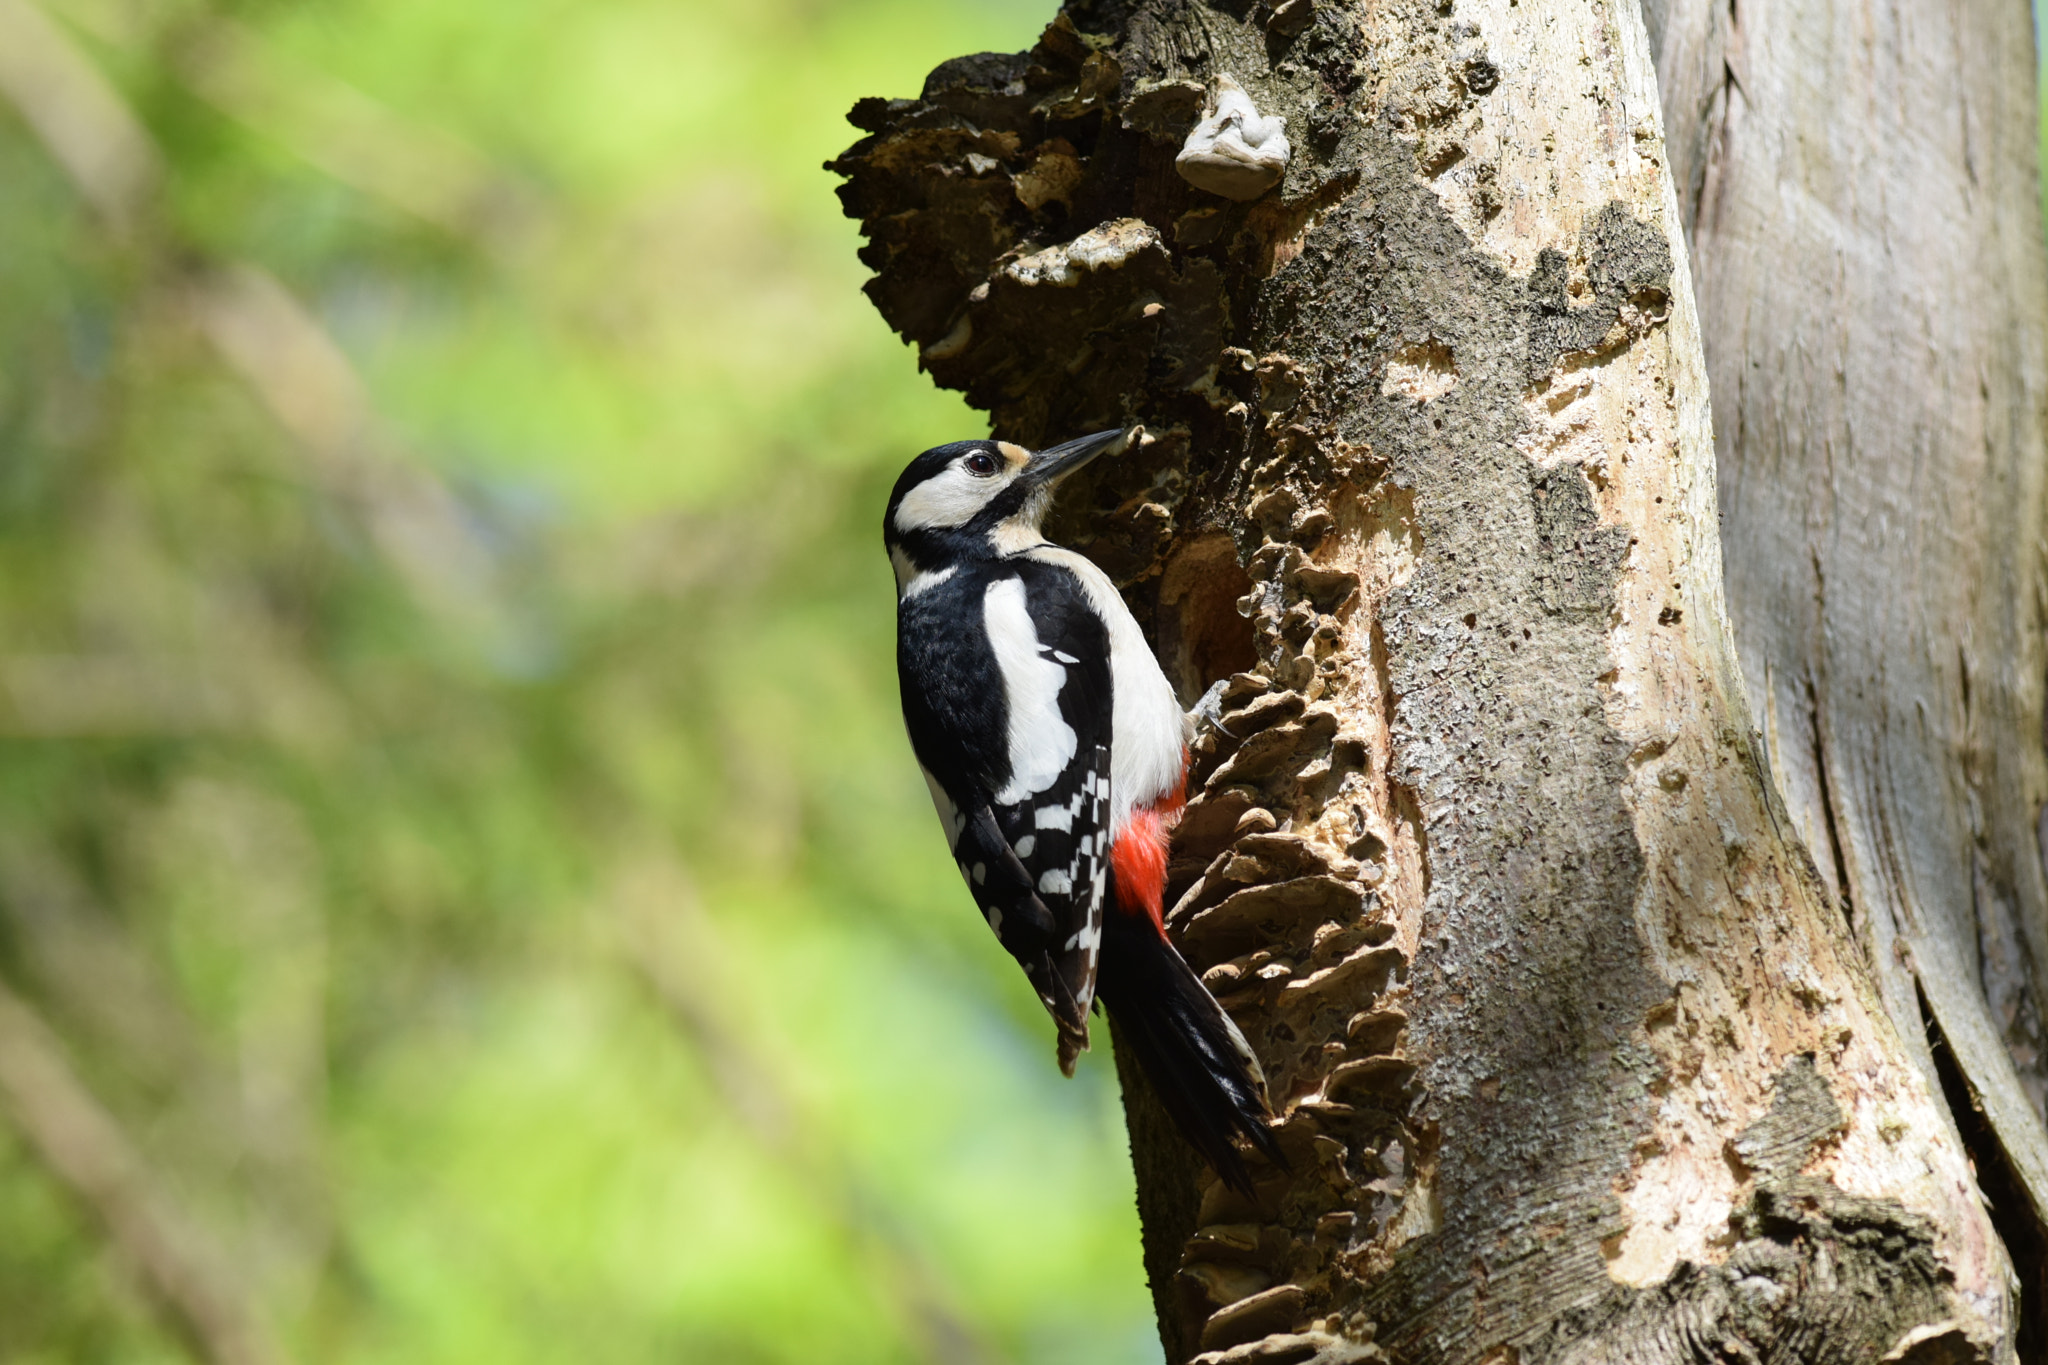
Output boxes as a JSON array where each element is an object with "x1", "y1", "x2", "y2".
[{"x1": 885, "y1": 430, "x2": 1282, "y2": 1192}]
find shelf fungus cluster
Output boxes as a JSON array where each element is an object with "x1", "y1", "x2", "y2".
[{"x1": 829, "y1": 10, "x2": 1355, "y2": 451}]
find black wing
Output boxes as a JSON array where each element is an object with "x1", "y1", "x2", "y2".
[{"x1": 898, "y1": 561, "x2": 1114, "y2": 1070}]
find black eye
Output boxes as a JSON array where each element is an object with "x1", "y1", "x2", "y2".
[{"x1": 964, "y1": 452, "x2": 999, "y2": 477}]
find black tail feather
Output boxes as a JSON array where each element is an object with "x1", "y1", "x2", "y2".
[{"x1": 1096, "y1": 911, "x2": 1285, "y2": 1196}]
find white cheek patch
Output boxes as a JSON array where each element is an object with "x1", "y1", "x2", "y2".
[
  {"x1": 894, "y1": 464, "x2": 1016, "y2": 533},
  {"x1": 983, "y1": 576, "x2": 1077, "y2": 804}
]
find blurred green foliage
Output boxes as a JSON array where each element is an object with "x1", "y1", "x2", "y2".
[{"x1": 0, "y1": 0, "x2": 1162, "y2": 1361}]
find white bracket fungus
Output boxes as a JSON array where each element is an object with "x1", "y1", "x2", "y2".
[
  {"x1": 1003, "y1": 218, "x2": 1163, "y2": 286},
  {"x1": 1174, "y1": 75, "x2": 1290, "y2": 201}
]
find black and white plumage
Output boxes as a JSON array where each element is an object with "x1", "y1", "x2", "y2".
[{"x1": 885, "y1": 430, "x2": 1283, "y2": 1192}]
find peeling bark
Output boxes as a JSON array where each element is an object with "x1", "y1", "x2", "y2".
[{"x1": 834, "y1": 0, "x2": 2028, "y2": 1359}]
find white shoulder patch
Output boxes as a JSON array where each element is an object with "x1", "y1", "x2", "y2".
[
  {"x1": 1025, "y1": 547, "x2": 1185, "y2": 838},
  {"x1": 983, "y1": 576, "x2": 1078, "y2": 804}
]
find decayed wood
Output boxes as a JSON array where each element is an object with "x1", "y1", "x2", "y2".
[
  {"x1": 834, "y1": 0, "x2": 2021, "y2": 1359},
  {"x1": 1647, "y1": 0, "x2": 2048, "y2": 1239}
]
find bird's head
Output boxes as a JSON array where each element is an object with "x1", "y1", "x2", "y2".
[{"x1": 883, "y1": 430, "x2": 1126, "y2": 592}]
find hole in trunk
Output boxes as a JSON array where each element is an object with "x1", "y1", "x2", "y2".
[{"x1": 1158, "y1": 531, "x2": 1258, "y2": 705}]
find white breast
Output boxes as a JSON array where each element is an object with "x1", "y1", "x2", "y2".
[
  {"x1": 1026, "y1": 546, "x2": 1187, "y2": 838},
  {"x1": 982, "y1": 575, "x2": 1079, "y2": 805}
]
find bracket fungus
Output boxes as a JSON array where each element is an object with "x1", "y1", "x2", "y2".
[
  {"x1": 1174, "y1": 75, "x2": 1291, "y2": 201},
  {"x1": 1003, "y1": 218, "x2": 1163, "y2": 286}
]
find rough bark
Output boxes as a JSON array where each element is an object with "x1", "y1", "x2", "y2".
[
  {"x1": 833, "y1": 0, "x2": 2023, "y2": 1359},
  {"x1": 1646, "y1": 0, "x2": 2048, "y2": 1292}
]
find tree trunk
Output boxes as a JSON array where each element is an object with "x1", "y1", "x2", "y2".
[
  {"x1": 832, "y1": 0, "x2": 2033, "y2": 1359},
  {"x1": 1647, "y1": 0, "x2": 2048, "y2": 1323}
]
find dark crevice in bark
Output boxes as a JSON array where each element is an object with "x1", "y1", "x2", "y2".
[
  {"x1": 1805, "y1": 675, "x2": 1855, "y2": 933},
  {"x1": 1924, "y1": 985, "x2": 2046, "y2": 1362},
  {"x1": 1971, "y1": 847, "x2": 2048, "y2": 1125}
]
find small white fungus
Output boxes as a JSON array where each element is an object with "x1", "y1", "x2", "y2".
[{"x1": 1175, "y1": 74, "x2": 1290, "y2": 201}]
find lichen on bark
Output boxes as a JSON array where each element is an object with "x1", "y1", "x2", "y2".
[{"x1": 833, "y1": 1, "x2": 2021, "y2": 1360}]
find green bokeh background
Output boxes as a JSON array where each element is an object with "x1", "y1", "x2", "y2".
[{"x1": 0, "y1": 0, "x2": 1164, "y2": 1360}]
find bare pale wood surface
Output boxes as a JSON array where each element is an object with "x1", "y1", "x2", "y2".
[{"x1": 1648, "y1": 0, "x2": 2048, "y2": 1227}]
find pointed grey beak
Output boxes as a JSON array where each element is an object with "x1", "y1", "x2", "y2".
[{"x1": 1022, "y1": 429, "x2": 1128, "y2": 486}]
